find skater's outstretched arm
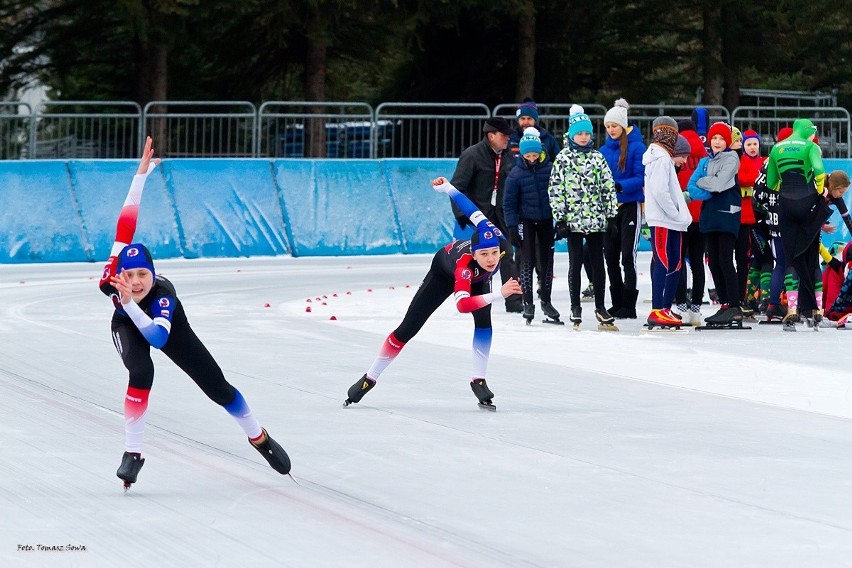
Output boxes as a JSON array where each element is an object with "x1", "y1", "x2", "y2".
[
  {"x1": 99, "y1": 136, "x2": 160, "y2": 296},
  {"x1": 432, "y1": 177, "x2": 492, "y2": 229}
]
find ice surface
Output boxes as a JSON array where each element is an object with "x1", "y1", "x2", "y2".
[{"x1": 1, "y1": 252, "x2": 851, "y2": 567}]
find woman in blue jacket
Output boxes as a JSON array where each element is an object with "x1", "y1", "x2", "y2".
[{"x1": 599, "y1": 99, "x2": 646, "y2": 318}]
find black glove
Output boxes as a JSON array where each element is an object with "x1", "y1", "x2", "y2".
[
  {"x1": 510, "y1": 226, "x2": 522, "y2": 246},
  {"x1": 614, "y1": 181, "x2": 623, "y2": 193},
  {"x1": 829, "y1": 258, "x2": 843, "y2": 271},
  {"x1": 554, "y1": 220, "x2": 570, "y2": 240},
  {"x1": 455, "y1": 214, "x2": 470, "y2": 229}
]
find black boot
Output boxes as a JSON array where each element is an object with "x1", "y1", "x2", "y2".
[
  {"x1": 608, "y1": 285, "x2": 623, "y2": 316},
  {"x1": 505, "y1": 294, "x2": 523, "y2": 313},
  {"x1": 344, "y1": 374, "x2": 376, "y2": 406},
  {"x1": 614, "y1": 289, "x2": 638, "y2": 319},
  {"x1": 251, "y1": 428, "x2": 291, "y2": 475},
  {"x1": 116, "y1": 451, "x2": 145, "y2": 487}
]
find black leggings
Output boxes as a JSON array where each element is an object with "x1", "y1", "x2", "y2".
[
  {"x1": 392, "y1": 252, "x2": 491, "y2": 343},
  {"x1": 568, "y1": 232, "x2": 606, "y2": 308},
  {"x1": 518, "y1": 219, "x2": 555, "y2": 304},
  {"x1": 111, "y1": 306, "x2": 236, "y2": 406},
  {"x1": 705, "y1": 231, "x2": 739, "y2": 307}
]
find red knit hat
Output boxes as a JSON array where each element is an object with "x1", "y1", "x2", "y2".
[
  {"x1": 777, "y1": 127, "x2": 793, "y2": 141},
  {"x1": 707, "y1": 122, "x2": 732, "y2": 147}
]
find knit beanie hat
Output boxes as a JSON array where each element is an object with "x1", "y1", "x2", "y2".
[
  {"x1": 516, "y1": 99, "x2": 539, "y2": 122},
  {"x1": 828, "y1": 170, "x2": 851, "y2": 191},
  {"x1": 677, "y1": 119, "x2": 697, "y2": 133},
  {"x1": 707, "y1": 122, "x2": 732, "y2": 147},
  {"x1": 674, "y1": 135, "x2": 691, "y2": 157},
  {"x1": 651, "y1": 116, "x2": 679, "y2": 155},
  {"x1": 604, "y1": 98, "x2": 629, "y2": 129},
  {"x1": 691, "y1": 107, "x2": 709, "y2": 136},
  {"x1": 470, "y1": 222, "x2": 504, "y2": 252},
  {"x1": 567, "y1": 104, "x2": 593, "y2": 139},
  {"x1": 731, "y1": 126, "x2": 742, "y2": 146},
  {"x1": 117, "y1": 243, "x2": 155, "y2": 280},
  {"x1": 742, "y1": 129, "x2": 760, "y2": 144},
  {"x1": 518, "y1": 127, "x2": 542, "y2": 156}
]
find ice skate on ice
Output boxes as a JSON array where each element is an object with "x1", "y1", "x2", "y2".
[
  {"x1": 343, "y1": 374, "x2": 376, "y2": 407},
  {"x1": 470, "y1": 378, "x2": 496, "y2": 411}
]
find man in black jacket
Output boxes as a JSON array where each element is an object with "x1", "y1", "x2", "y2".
[{"x1": 450, "y1": 117, "x2": 523, "y2": 312}]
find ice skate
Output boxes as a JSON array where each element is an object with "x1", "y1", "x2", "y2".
[
  {"x1": 470, "y1": 378, "x2": 496, "y2": 411},
  {"x1": 697, "y1": 306, "x2": 750, "y2": 330},
  {"x1": 837, "y1": 313, "x2": 851, "y2": 330},
  {"x1": 540, "y1": 301, "x2": 563, "y2": 325},
  {"x1": 116, "y1": 451, "x2": 145, "y2": 491},
  {"x1": 522, "y1": 303, "x2": 535, "y2": 325},
  {"x1": 570, "y1": 306, "x2": 582, "y2": 330},
  {"x1": 581, "y1": 284, "x2": 595, "y2": 302},
  {"x1": 250, "y1": 428, "x2": 291, "y2": 475},
  {"x1": 645, "y1": 309, "x2": 684, "y2": 331},
  {"x1": 595, "y1": 307, "x2": 619, "y2": 331},
  {"x1": 761, "y1": 303, "x2": 787, "y2": 325},
  {"x1": 781, "y1": 310, "x2": 798, "y2": 332},
  {"x1": 801, "y1": 309, "x2": 823, "y2": 332},
  {"x1": 343, "y1": 373, "x2": 376, "y2": 407}
]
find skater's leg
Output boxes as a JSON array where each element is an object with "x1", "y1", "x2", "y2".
[
  {"x1": 620, "y1": 202, "x2": 642, "y2": 292},
  {"x1": 717, "y1": 232, "x2": 739, "y2": 307},
  {"x1": 735, "y1": 224, "x2": 752, "y2": 303},
  {"x1": 770, "y1": 237, "x2": 786, "y2": 305},
  {"x1": 536, "y1": 220, "x2": 556, "y2": 303},
  {"x1": 688, "y1": 225, "x2": 706, "y2": 307},
  {"x1": 604, "y1": 210, "x2": 624, "y2": 308},
  {"x1": 471, "y1": 303, "x2": 493, "y2": 380},
  {"x1": 112, "y1": 321, "x2": 153, "y2": 453}
]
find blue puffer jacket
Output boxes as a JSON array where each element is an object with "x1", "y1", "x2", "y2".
[
  {"x1": 503, "y1": 156, "x2": 553, "y2": 227},
  {"x1": 598, "y1": 125, "x2": 646, "y2": 204}
]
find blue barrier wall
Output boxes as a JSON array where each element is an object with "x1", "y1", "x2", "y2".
[{"x1": 1, "y1": 158, "x2": 850, "y2": 263}]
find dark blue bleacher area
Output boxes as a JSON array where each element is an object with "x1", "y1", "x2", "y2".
[{"x1": 279, "y1": 121, "x2": 394, "y2": 158}]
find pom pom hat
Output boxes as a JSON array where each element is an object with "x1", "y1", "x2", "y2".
[
  {"x1": 707, "y1": 122, "x2": 732, "y2": 147},
  {"x1": 604, "y1": 98, "x2": 629, "y2": 129},
  {"x1": 518, "y1": 127, "x2": 542, "y2": 155},
  {"x1": 568, "y1": 104, "x2": 593, "y2": 138}
]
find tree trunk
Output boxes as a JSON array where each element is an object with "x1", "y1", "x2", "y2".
[
  {"x1": 304, "y1": 7, "x2": 328, "y2": 158},
  {"x1": 514, "y1": 1, "x2": 536, "y2": 101},
  {"x1": 701, "y1": 4, "x2": 723, "y2": 106},
  {"x1": 720, "y1": 3, "x2": 740, "y2": 110},
  {"x1": 135, "y1": 38, "x2": 169, "y2": 156}
]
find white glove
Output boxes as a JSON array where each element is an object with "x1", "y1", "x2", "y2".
[{"x1": 432, "y1": 181, "x2": 456, "y2": 194}]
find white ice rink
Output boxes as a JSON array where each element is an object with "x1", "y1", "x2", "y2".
[{"x1": 2, "y1": 252, "x2": 852, "y2": 567}]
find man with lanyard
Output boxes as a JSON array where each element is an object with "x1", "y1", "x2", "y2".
[{"x1": 450, "y1": 117, "x2": 522, "y2": 313}]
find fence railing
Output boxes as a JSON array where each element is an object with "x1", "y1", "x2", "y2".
[{"x1": 1, "y1": 100, "x2": 849, "y2": 160}]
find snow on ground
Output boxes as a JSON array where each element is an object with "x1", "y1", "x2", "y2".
[{"x1": 1, "y1": 252, "x2": 851, "y2": 567}]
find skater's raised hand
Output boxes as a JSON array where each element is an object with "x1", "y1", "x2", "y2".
[
  {"x1": 136, "y1": 136, "x2": 161, "y2": 175},
  {"x1": 500, "y1": 277, "x2": 522, "y2": 298},
  {"x1": 110, "y1": 271, "x2": 134, "y2": 305},
  {"x1": 431, "y1": 177, "x2": 455, "y2": 194}
]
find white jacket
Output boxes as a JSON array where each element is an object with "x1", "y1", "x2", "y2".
[{"x1": 642, "y1": 143, "x2": 691, "y2": 232}]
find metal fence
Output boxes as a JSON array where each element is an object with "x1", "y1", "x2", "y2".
[{"x1": 0, "y1": 99, "x2": 849, "y2": 160}]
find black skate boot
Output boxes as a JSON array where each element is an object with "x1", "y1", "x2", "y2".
[
  {"x1": 522, "y1": 303, "x2": 535, "y2": 325},
  {"x1": 470, "y1": 378, "x2": 496, "y2": 411},
  {"x1": 570, "y1": 305, "x2": 582, "y2": 330},
  {"x1": 116, "y1": 451, "x2": 145, "y2": 490},
  {"x1": 595, "y1": 307, "x2": 619, "y2": 331},
  {"x1": 581, "y1": 284, "x2": 594, "y2": 302},
  {"x1": 702, "y1": 305, "x2": 746, "y2": 329},
  {"x1": 540, "y1": 301, "x2": 563, "y2": 325},
  {"x1": 343, "y1": 374, "x2": 376, "y2": 407},
  {"x1": 250, "y1": 428, "x2": 291, "y2": 475}
]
